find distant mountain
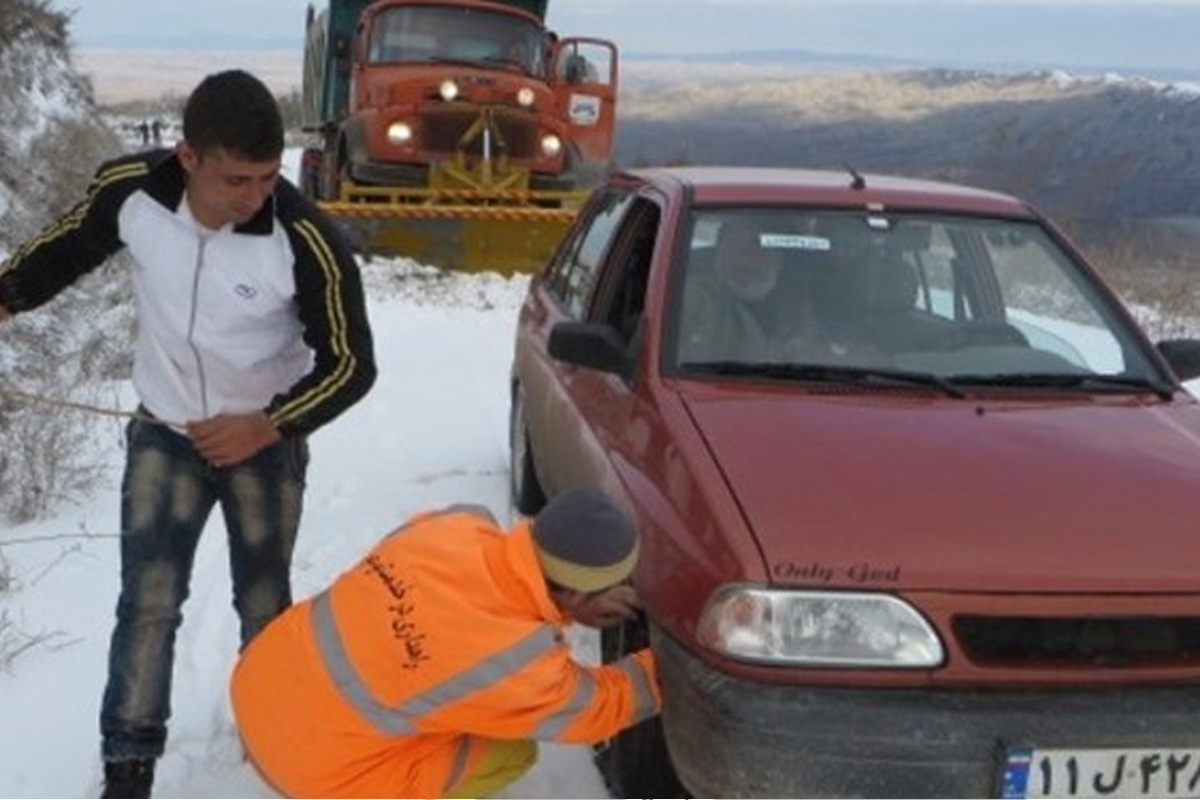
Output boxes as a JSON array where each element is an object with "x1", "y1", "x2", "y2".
[{"x1": 614, "y1": 66, "x2": 1200, "y2": 232}]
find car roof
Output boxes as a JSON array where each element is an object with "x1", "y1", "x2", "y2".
[{"x1": 616, "y1": 165, "x2": 1036, "y2": 217}]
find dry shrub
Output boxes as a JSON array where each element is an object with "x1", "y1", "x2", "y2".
[
  {"x1": 0, "y1": 267, "x2": 131, "y2": 524},
  {"x1": 1074, "y1": 224, "x2": 1200, "y2": 340}
]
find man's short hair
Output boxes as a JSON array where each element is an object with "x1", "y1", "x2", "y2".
[{"x1": 182, "y1": 69, "x2": 283, "y2": 161}]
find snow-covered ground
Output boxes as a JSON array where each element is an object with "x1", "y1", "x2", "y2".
[{"x1": 0, "y1": 151, "x2": 613, "y2": 798}]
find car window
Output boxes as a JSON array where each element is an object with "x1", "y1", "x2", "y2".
[
  {"x1": 669, "y1": 208, "x2": 1162, "y2": 386},
  {"x1": 544, "y1": 190, "x2": 635, "y2": 319},
  {"x1": 591, "y1": 199, "x2": 661, "y2": 345}
]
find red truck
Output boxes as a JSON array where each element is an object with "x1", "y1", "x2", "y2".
[{"x1": 299, "y1": 0, "x2": 618, "y2": 272}]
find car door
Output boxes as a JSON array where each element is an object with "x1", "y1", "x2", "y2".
[
  {"x1": 532, "y1": 189, "x2": 664, "y2": 497},
  {"x1": 519, "y1": 188, "x2": 637, "y2": 494}
]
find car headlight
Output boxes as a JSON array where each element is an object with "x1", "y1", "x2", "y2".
[
  {"x1": 386, "y1": 122, "x2": 413, "y2": 146},
  {"x1": 517, "y1": 87, "x2": 535, "y2": 108},
  {"x1": 697, "y1": 586, "x2": 944, "y2": 668},
  {"x1": 540, "y1": 134, "x2": 562, "y2": 157},
  {"x1": 439, "y1": 79, "x2": 459, "y2": 101}
]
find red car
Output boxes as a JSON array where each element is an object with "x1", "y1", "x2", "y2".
[{"x1": 508, "y1": 166, "x2": 1200, "y2": 798}]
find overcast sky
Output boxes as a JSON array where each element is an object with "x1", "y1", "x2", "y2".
[{"x1": 61, "y1": 1, "x2": 1200, "y2": 75}]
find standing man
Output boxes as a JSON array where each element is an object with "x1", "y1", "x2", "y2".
[
  {"x1": 231, "y1": 487, "x2": 661, "y2": 798},
  {"x1": 0, "y1": 69, "x2": 376, "y2": 798}
]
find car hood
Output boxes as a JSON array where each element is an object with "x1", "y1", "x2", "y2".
[{"x1": 681, "y1": 389, "x2": 1200, "y2": 593}]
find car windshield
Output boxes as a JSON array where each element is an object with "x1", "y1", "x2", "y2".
[
  {"x1": 367, "y1": 6, "x2": 547, "y2": 77},
  {"x1": 669, "y1": 208, "x2": 1170, "y2": 392}
]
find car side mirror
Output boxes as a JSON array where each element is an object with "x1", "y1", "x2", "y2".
[
  {"x1": 1157, "y1": 338, "x2": 1200, "y2": 381},
  {"x1": 548, "y1": 321, "x2": 630, "y2": 378}
]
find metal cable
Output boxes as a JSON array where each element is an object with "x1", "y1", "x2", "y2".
[{"x1": 0, "y1": 385, "x2": 183, "y2": 429}]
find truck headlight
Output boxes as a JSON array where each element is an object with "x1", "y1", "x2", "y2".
[
  {"x1": 439, "y1": 79, "x2": 459, "y2": 101},
  {"x1": 540, "y1": 134, "x2": 562, "y2": 157},
  {"x1": 386, "y1": 122, "x2": 413, "y2": 145},
  {"x1": 697, "y1": 587, "x2": 944, "y2": 668},
  {"x1": 517, "y1": 87, "x2": 535, "y2": 107}
]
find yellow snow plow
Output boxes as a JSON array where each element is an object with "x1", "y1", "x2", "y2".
[{"x1": 317, "y1": 182, "x2": 589, "y2": 276}]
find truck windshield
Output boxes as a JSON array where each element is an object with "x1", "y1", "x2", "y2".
[{"x1": 367, "y1": 6, "x2": 547, "y2": 77}]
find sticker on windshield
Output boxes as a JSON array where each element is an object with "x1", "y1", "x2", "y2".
[{"x1": 760, "y1": 234, "x2": 831, "y2": 251}]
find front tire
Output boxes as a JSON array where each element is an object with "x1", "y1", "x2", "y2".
[
  {"x1": 594, "y1": 616, "x2": 689, "y2": 797},
  {"x1": 509, "y1": 383, "x2": 546, "y2": 515}
]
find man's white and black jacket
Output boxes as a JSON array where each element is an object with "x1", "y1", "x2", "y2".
[{"x1": 0, "y1": 150, "x2": 376, "y2": 437}]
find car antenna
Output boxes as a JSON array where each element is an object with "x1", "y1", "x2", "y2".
[{"x1": 844, "y1": 161, "x2": 866, "y2": 190}]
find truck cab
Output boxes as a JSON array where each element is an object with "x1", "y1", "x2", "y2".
[{"x1": 301, "y1": 0, "x2": 618, "y2": 201}]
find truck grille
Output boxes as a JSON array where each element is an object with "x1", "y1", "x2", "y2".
[
  {"x1": 419, "y1": 107, "x2": 538, "y2": 160},
  {"x1": 953, "y1": 614, "x2": 1200, "y2": 668}
]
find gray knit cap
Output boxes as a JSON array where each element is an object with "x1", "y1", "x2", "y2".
[{"x1": 531, "y1": 487, "x2": 639, "y2": 593}]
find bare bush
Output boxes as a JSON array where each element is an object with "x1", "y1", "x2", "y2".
[
  {"x1": 0, "y1": 551, "x2": 52, "y2": 672},
  {"x1": 0, "y1": 610, "x2": 62, "y2": 672},
  {"x1": 1072, "y1": 224, "x2": 1200, "y2": 340},
  {"x1": 0, "y1": 0, "x2": 132, "y2": 529},
  {"x1": 0, "y1": 392, "x2": 114, "y2": 524},
  {"x1": 0, "y1": 261, "x2": 133, "y2": 524}
]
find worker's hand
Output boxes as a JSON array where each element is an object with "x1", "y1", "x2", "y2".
[
  {"x1": 568, "y1": 582, "x2": 643, "y2": 629},
  {"x1": 187, "y1": 411, "x2": 281, "y2": 467},
  {"x1": 0, "y1": 305, "x2": 11, "y2": 323}
]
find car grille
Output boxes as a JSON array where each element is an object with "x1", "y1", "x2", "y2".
[
  {"x1": 953, "y1": 614, "x2": 1200, "y2": 668},
  {"x1": 419, "y1": 108, "x2": 538, "y2": 159}
]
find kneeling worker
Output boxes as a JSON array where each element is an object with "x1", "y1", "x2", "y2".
[{"x1": 230, "y1": 487, "x2": 661, "y2": 798}]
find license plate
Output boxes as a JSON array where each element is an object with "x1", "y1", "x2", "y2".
[{"x1": 1001, "y1": 746, "x2": 1200, "y2": 798}]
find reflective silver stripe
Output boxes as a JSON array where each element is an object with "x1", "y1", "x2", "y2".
[
  {"x1": 532, "y1": 665, "x2": 596, "y2": 739},
  {"x1": 311, "y1": 591, "x2": 561, "y2": 737},
  {"x1": 443, "y1": 734, "x2": 474, "y2": 795},
  {"x1": 616, "y1": 654, "x2": 659, "y2": 724},
  {"x1": 310, "y1": 591, "x2": 416, "y2": 735},
  {"x1": 399, "y1": 626, "x2": 561, "y2": 718}
]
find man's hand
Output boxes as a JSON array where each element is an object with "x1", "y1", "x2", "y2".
[
  {"x1": 187, "y1": 411, "x2": 281, "y2": 467},
  {"x1": 0, "y1": 305, "x2": 11, "y2": 323},
  {"x1": 588, "y1": 583, "x2": 643, "y2": 628},
  {"x1": 562, "y1": 582, "x2": 643, "y2": 629}
]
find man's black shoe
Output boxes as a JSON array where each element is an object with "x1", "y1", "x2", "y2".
[{"x1": 100, "y1": 758, "x2": 155, "y2": 799}]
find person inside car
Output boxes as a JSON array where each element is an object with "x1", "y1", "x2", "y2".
[{"x1": 678, "y1": 218, "x2": 824, "y2": 364}]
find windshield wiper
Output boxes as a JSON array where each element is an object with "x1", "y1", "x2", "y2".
[
  {"x1": 680, "y1": 361, "x2": 967, "y2": 398},
  {"x1": 420, "y1": 56, "x2": 490, "y2": 69},
  {"x1": 951, "y1": 372, "x2": 1175, "y2": 400}
]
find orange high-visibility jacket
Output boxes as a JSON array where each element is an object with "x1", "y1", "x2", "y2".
[{"x1": 230, "y1": 508, "x2": 661, "y2": 798}]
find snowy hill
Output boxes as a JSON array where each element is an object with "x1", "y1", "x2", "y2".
[{"x1": 0, "y1": 0, "x2": 119, "y2": 258}]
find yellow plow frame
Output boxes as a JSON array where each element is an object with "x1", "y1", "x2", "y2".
[
  {"x1": 319, "y1": 183, "x2": 590, "y2": 276},
  {"x1": 318, "y1": 111, "x2": 593, "y2": 275}
]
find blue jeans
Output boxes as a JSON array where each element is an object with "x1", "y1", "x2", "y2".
[{"x1": 100, "y1": 416, "x2": 308, "y2": 761}]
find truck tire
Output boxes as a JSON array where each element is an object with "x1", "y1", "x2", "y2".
[
  {"x1": 509, "y1": 383, "x2": 546, "y2": 515},
  {"x1": 594, "y1": 615, "x2": 690, "y2": 798}
]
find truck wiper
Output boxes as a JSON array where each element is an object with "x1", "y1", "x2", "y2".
[
  {"x1": 421, "y1": 56, "x2": 491, "y2": 69},
  {"x1": 950, "y1": 372, "x2": 1175, "y2": 400},
  {"x1": 680, "y1": 361, "x2": 967, "y2": 398}
]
